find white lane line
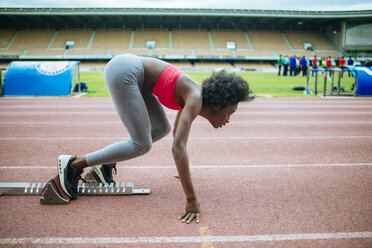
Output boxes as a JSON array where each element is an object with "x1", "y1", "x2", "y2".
[
  {"x1": 1, "y1": 163, "x2": 371, "y2": 170},
  {"x1": 0, "y1": 232, "x2": 371, "y2": 245},
  {"x1": 1, "y1": 136, "x2": 372, "y2": 141}
]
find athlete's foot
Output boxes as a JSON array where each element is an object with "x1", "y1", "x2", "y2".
[
  {"x1": 89, "y1": 163, "x2": 117, "y2": 185},
  {"x1": 71, "y1": 156, "x2": 88, "y2": 170},
  {"x1": 57, "y1": 155, "x2": 84, "y2": 199}
]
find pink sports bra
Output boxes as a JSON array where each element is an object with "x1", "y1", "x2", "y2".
[{"x1": 152, "y1": 64, "x2": 184, "y2": 110}]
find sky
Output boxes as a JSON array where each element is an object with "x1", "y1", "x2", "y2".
[{"x1": 0, "y1": 0, "x2": 372, "y2": 11}]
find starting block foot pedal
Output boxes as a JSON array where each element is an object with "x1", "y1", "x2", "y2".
[
  {"x1": 40, "y1": 176, "x2": 71, "y2": 205},
  {"x1": 83, "y1": 170, "x2": 100, "y2": 186}
]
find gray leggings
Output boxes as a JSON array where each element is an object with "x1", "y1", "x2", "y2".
[{"x1": 85, "y1": 54, "x2": 171, "y2": 166}]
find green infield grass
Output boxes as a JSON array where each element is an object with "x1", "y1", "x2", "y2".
[{"x1": 79, "y1": 71, "x2": 356, "y2": 97}]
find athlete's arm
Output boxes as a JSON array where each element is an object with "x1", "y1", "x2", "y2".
[
  {"x1": 173, "y1": 110, "x2": 182, "y2": 138},
  {"x1": 172, "y1": 93, "x2": 202, "y2": 224}
]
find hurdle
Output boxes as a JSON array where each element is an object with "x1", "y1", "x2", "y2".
[
  {"x1": 0, "y1": 179, "x2": 150, "y2": 205},
  {"x1": 306, "y1": 68, "x2": 358, "y2": 97}
]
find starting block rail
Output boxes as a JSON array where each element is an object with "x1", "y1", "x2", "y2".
[
  {"x1": 0, "y1": 182, "x2": 45, "y2": 195},
  {"x1": 0, "y1": 181, "x2": 150, "y2": 205}
]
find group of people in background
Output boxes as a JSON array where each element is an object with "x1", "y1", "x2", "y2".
[{"x1": 277, "y1": 54, "x2": 358, "y2": 77}]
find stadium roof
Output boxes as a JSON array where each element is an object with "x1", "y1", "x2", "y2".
[{"x1": 1, "y1": 8, "x2": 372, "y2": 30}]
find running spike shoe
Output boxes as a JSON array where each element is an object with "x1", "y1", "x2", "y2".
[
  {"x1": 57, "y1": 155, "x2": 84, "y2": 199},
  {"x1": 90, "y1": 163, "x2": 117, "y2": 185}
]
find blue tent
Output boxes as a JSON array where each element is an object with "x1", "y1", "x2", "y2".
[
  {"x1": 3, "y1": 61, "x2": 79, "y2": 96},
  {"x1": 351, "y1": 66, "x2": 372, "y2": 96}
]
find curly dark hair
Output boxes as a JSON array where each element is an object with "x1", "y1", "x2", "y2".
[{"x1": 202, "y1": 70, "x2": 254, "y2": 107}]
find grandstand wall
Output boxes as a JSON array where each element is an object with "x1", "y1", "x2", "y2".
[
  {"x1": 0, "y1": 8, "x2": 371, "y2": 70},
  {"x1": 0, "y1": 29, "x2": 342, "y2": 58}
]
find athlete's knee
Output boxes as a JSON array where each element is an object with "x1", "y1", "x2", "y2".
[{"x1": 131, "y1": 139, "x2": 152, "y2": 155}]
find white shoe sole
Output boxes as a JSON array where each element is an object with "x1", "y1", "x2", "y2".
[{"x1": 57, "y1": 155, "x2": 74, "y2": 198}]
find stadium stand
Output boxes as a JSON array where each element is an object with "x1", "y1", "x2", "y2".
[
  {"x1": 172, "y1": 30, "x2": 210, "y2": 56},
  {"x1": 0, "y1": 62, "x2": 9, "y2": 68},
  {"x1": 0, "y1": 8, "x2": 370, "y2": 70},
  {"x1": 171, "y1": 61, "x2": 192, "y2": 69},
  {"x1": 51, "y1": 30, "x2": 92, "y2": 48},
  {"x1": 235, "y1": 49, "x2": 274, "y2": 57},
  {"x1": 26, "y1": 48, "x2": 65, "y2": 56},
  {"x1": 193, "y1": 62, "x2": 233, "y2": 71},
  {"x1": 211, "y1": 30, "x2": 250, "y2": 49},
  {"x1": 313, "y1": 50, "x2": 342, "y2": 58},
  {"x1": 285, "y1": 31, "x2": 335, "y2": 50},
  {"x1": 0, "y1": 30, "x2": 21, "y2": 56},
  {"x1": 93, "y1": 29, "x2": 131, "y2": 49},
  {"x1": 133, "y1": 29, "x2": 169, "y2": 48},
  {"x1": 248, "y1": 30, "x2": 289, "y2": 50},
  {"x1": 11, "y1": 30, "x2": 54, "y2": 49},
  {"x1": 234, "y1": 62, "x2": 276, "y2": 71},
  {"x1": 0, "y1": 30, "x2": 16, "y2": 48},
  {"x1": 0, "y1": 28, "x2": 349, "y2": 59},
  {"x1": 276, "y1": 50, "x2": 313, "y2": 58}
]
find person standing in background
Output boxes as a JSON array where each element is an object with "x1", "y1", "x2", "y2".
[
  {"x1": 300, "y1": 56, "x2": 308, "y2": 77},
  {"x1": 283, "y1": 55, "x2": 289, "y2": 76},
  {"x1": 290, "y1": 55, "x2": 297, "y2": 76},
  {"x1": 347, "y1": 56, "x2": 354, "y2": 77},
  {"x1": 326, "y1": 56, "x2": 333, "y2": 76},
  {"x1": 338, "y1": 56, "x2": 346, "y2": 78},
  {"x1": 277, "y1": 54, "x2": 283, "y2": 76},
  {"x1": 347, "y1": 56, "x2": 354, "y2": 66},
  {"x1": 296, "y1": 56, "x2": 301, "y2": 76},
  {"x1": 326, "y1": 56, "x2": 332, "y2": 69},
  {"x1": 312, "y1": 55, "x2": 318, "y2": 76}
]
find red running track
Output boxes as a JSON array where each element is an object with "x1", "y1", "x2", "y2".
[{"x1": 0, "y1": 97, "x2": 371, "y2": 248}]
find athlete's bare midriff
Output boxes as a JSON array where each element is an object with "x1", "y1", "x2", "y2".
[
  {"x1": 139, "y1": 57, "x2": 169, "y2": 93},
  {"x1": 139, "y1": 56, "x2": 201, "y2": 109}
]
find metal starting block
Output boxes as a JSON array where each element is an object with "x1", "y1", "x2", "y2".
[{"x1": 0, "y1": 175, "x2": 150, "y2": 205}]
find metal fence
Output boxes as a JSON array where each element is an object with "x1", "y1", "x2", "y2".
[{"x1": 306, "y1": 68, "x2": 358, "y2": 97}]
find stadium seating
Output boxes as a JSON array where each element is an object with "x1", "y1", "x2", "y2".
[
  {"x1": 0, "y1": 62, "x2": 9, "y2": 68},
  {"x1": 93, "y1": 29, "x2": 131, "y2": 49},
  {"x1": 193, "y1": 62, "x2": 233, "y2": 70},
  {"x1": 133, "y1": 29, "x2": 169, "y2": 48},
  {"x1": 170, "y1": 61, "x2": 192, "y2": 69},
  {"x1": 285, "y1": 31, "x2": 334, "y2": 50},
  {"x1": 210, "y1": 30, "x2": 250, "y2": 49},
  {"x1": 67, "y1": 48, "x2": 108, "y2": 56},
  {"x1": 11, "y1": 30, "x2": 54, "y2": 49},
  {"x1": 276, "y1": 50, "x2": 313, "y2": 58},
  {"x1": 0, "y1": 30, "x2": 17, "y2": 49},
  {"x1": 26, "y1": 48, "x2": 65, "y2": 56},
  {"x1": 0, "y1": 49, "x2": 24, "y2": 56},
  {"x1": 172, "y1": 30, "x2": 213, "y2": 56},
  {"x1": 0, "y1": 28, "x2": 343, "y2": 68},
  {"x1": 314, "y1": 50, "x2": 341, "y2": 58},
  {"x1": 51, "y1": 30, "x2": 92, "y2": 48},
  {"x1": 173, "y1": 30, "x2": 209, "y2": 49},
  {"x1": 235, "y1": 49, "x2": 274, "y2": 57},
  {"x1": 248, "y1": 30, "x2": 289, "y2": 50},
  {"x1": 234, "y1": 62, "x2": 276, "y2": 71}
]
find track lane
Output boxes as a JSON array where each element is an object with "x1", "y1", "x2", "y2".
[{"x1": 0, "y1": 97, "x2": 371, "y2": 247}]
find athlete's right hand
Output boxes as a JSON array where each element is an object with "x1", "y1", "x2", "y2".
[{"x1": 178, "y1": 198, "x2": 200, "y2": 224}]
